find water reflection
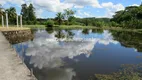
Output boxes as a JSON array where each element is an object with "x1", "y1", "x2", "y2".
[
  {"x1": 26, "y1": 30, "x2": 97, "y2": 69},
  {"x1": 92, "y1": 29, "x2": 103, "y2": 34},
  {"x1": 29, "y1": 30, "x2": 116, "y2": 65},
  {"x1": 46, "y1": 28, "x2": 54, "y2": 34},
  {"x1": 12, "y1": 29, "x2": 142, "y2": 80},
  {"x1": 82, "y1": 29, "x2": 90, "y2": 34},
  {"x1": 35, "y1": 68, "x2": 76, "y2": 80},
  {"x1": 111, "y1": 31, "x2": 142, "y2": 52}
]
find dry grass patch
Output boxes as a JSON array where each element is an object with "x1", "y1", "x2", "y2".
[{"x1": 0, "y1": 27, "x2": 30, "y2": 31}]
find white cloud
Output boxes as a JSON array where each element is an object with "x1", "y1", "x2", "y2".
[
  {"x1": 0, "y1": 0, "x2": 24, "y2": 5},
  {"x1": 0, "y1": 0, "x2": 127, "y2": 18},
  {"x1": 102, "y1": 2, "x2": 113, "y2": 8},
  {"x1": 74, "y1": 5, "x2": 84, "y2": 8},
  {"x1": 131, "y1": 4, "x2": 139, "y2": 6},
  {"x1": 101, "y1": 2, "x2": 125, "y2": 18},
  {"x1": 0, "y1": 0, "x2": 73, "y2": 12},
  {"x1": 35, "y1": 8, "x2": 43, "y2": 18},
  {"x1": 0, "y1": 0, "x2": 6, "y2": 5},
  {"x1": 33, "y1": 0, "x2": 73, "y2": 12},
  {"x1": 75, "y1": 10, "x2": 93, "y2": 18},
  {"x1": 10, "y1": 0, "x2": 25, "y2": 5},
  {"x1": 64, "y1": 0, "x2": 101, "y2": 8},
  {"x1": 33, "y1": 0, "x2": 101, "y2": 12},
  {"x1": 84, "y1": 12, "x2": 91, "y2": 17},
  {"x1": 102, "y1": 2, "x2": 124, "y2": 11}
]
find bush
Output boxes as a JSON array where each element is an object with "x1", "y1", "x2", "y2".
[
  {"x1": 46, "y1": 20, "x2": 54, "y2": 27},
  {"x1": 92, "y1": 21, "x2": 104, "y2": 27},
  {"x1": 27, "y1": 21, "x2": 33, "y2": 25},
  {"x1": 111, "y1": 21, "x2": 119, "y2": 27}
]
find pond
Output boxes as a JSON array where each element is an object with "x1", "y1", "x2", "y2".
[{"x1": 12, "y1": 29, "x2": 142, "y2": 80}]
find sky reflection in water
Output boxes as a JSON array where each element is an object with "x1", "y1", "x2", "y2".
[
  {"x1": 26, "y1": 30, "x2": 118, "y2": 69},
  {"x1": 13, "y1": 29, "x2": 142, "y2": 80}
]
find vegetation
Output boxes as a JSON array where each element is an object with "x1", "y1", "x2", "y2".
[
  {"x1": 46, "y1": 20, "x2": 54, "y2": 27},
  {"x1": 73, "y1": 17, "x2": 110, "y2": 27},
  {"x1": 89, "y1": 64, "x2": 142, "y2": 80},
  {"x1": 0, "y1": 2, "x2": 142, "y2": 30},
  {"x1": 64, "y1": 9, "x2": 76, "y2": 25},
  {"x1": 21, "y1": 4, "x2": 36, "y2": 25},
  {"x1": 5, "y1": 7, "x2": 17, "y2": 25},
  {"x1": 55, "y1": 12, "x2": 64, "y2": 25},
  {"x1": 111, "y1": 4, "x2": 142, "y2": 28},
  {"x1": 111, "y1": 30, "x2": 142, "y2": 52},
  {"x1": 0, "y1": 3, "x2": 36, "y2": 25}
]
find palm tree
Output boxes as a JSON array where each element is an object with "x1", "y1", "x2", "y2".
[
  {"x1": 5, "y1": 7, "x2": 17, "y2": 24},
  {"x1": 56, "y1": 12, "x2": 64, "y2": 25},
  {"x1": 6, "y1": 7, "x2": 16, "y2": 17}
]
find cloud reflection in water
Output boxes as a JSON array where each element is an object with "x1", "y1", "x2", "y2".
[
  {"x1": 26, "y1": 30, "x2": 118, "y2": 69},
  {"x1": 37, "y1": 68, "x2": 76, "y2": 80}
]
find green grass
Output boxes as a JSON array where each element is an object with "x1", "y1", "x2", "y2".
[
  {"x1": 1, "y1": 25, "x2": 142, "y2": 33},
  {"x1": 58, "y1": 25, "x2": 95, "y2": 29},
  {"x1": 23, "y1": 25, "x2": 46, "y2": 29},
  {"x1": 54, "y1": 25, "x2": 142, "y2": 33}
]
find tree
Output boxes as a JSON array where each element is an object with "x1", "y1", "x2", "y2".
[
  {"x1": 140, "y1": 2, "x2": 142, "y2": 6},
  {"x1": 64, "y1": 8, "x2": 75, "y2": 25},
  {"x1": 28, "y1": 4, "x2": 36, "y2": 22},
  {"x1": 21, "y1": 3, "x2": 36, "y2": 24},
  {"x1": 46, "y1": 20, "x2": 54, "y2": 27},
  {"x1": 55, "y1": 12, "x2": 64, "y2": 25},
  {"x1": 68, "y1": 16, "x2": 76, "y2": 25},
  {"x1": 21, "y1": 4, "x2": 28, "y2": 23},
  {"x1": 111, "y1": 4, "x2": 142, "y2": 29},
  {"x1": 5, "y1": 7, "x2": 17, "y2": 25}
]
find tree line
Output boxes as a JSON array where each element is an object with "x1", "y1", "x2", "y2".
[
  {"x1": 0, "y1": 3, "x2": 117, "y2": 27},
  {"x1": 0, "y1": 4, "x2": 36, "y2": 25},
  {"x1": 0, "y1": 3, "x2": 142, "y2": 29},
  {"x1": 111, "y1": 3, "x2": 142, "y2": 29}
]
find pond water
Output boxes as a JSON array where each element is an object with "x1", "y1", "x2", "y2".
[{"x1": 12, "y1": 29, "x2": 142, "y2": 80}]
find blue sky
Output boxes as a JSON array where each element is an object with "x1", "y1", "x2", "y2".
[{"x1": 0, "y1": 0, "x2": 141, "y2": 18}]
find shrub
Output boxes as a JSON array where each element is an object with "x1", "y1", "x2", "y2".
[
  {"x1": 110, "y1": 21, "x2": 119, "y2": 27},
  {"x1": 46, "y1": 20, "x2": 54, "y2": 27},
  {"x1": 27, "y1": 21, "x2": 33, "y2": 25}
]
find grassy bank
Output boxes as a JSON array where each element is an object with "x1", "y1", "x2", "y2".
[
  {"x1": 23, "y1": 25, "x2": 46, "y2": 29},
  {"x1": 56, "y1": 25, "x2": 142, "y2": 33},
  {"x1": 1, "y1": 25, "x2": 142, "y2": 33}
]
